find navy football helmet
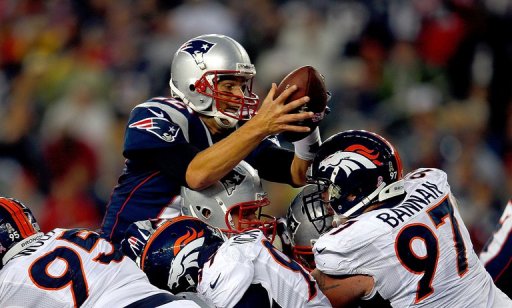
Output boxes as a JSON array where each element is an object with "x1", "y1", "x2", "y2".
[
  {"x1": 306, "y1": 130, "x2": 405, "y2": 221},
  {"x1": 286, "y1": 185, "x2": 333, "y2": 271},
  {"x1": 169, "y1": 34, "x2": 259, "y2": 128},
  {"x1": 121, "y1": 217, "x2": 225, "y2": 294},
  {"x1": 0, "y1": 197, "x2": 42, "y2": 268}
]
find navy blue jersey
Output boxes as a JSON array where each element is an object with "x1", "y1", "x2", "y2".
[{"x1": 101, "y1": 97, "x2": 283, "y2": 244}]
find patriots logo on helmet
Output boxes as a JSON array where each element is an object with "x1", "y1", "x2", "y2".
[
  {"x1": 129, "y1": 109, "x2": 181, "y2": 143},
  {"x1": 287, "y1": 209, "x2": 301, "y2": 237},
  {"x1": 179, "y1": 39, "x2": 216, "y2": 69},
  {"x1": 319, "y1": 145, "x2": 381, "y2": 182},
  {"x1": 220, "y1": 169, "x2": 246, "y2": 196}
]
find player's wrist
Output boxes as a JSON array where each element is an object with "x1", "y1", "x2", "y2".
[
  {"x1": 292, "y1": 127, "x2": 321, "y2": 161},
  {"x1": 238, "y1": 116, "x2": 269, "y2": 140}
]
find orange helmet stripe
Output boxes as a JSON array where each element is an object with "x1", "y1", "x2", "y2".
[
  {"x1": 140, "y1": 217, "x2": 206, "y2": 269},
  {"x1": 0, "y1": 198, "x2": 36, "y2": 237}
]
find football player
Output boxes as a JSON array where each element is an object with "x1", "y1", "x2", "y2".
[
  {"x1": 285, "y1": 184, "x2": 333, "y2": 271},
  {"x1": 101, "y1": 33, "x2": 326, "y2": 245},
  {"x1": 121, "y1": 217, "x2": 332, "y2": 308},
  {"x1": 305, "y1": 130, "x2": 511, "y2": 307},
  {"x1": 181, "y1": 160, "x2": 301, "y2": 253},
  {"x1": 0, "y1": 197, "x2": 202, "y2": 307},
  {"x1": 480, "y1": 199, "x2": 512, "y2": 297},
  {"x1": 181, "y1": 160, "x2": 277, "y2": 240}
]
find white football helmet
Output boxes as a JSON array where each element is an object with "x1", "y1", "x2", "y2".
[
  {"x1": 181, "y1": 161, "x2": 276, "y2": 241},
  {"x1": 169, "y1": 34, "x2": 259, "y2": 128}
]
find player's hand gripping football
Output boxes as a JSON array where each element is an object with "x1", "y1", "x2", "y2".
[{"x1": 247, "y1": 83, "x2": 313, "y2": 137}]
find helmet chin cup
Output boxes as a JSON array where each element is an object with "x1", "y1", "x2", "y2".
[
  {"x1": 212, "y1": 104, "x2": 239, "y2": 128},
  {"x1": 214, "y1": 116, "x2": 238, "y2": 129}
]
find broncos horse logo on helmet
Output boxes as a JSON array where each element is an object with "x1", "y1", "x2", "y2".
[
  {"x1": 318, "y1": 147, "x2": 382, "y2": 182},
  {"x1": 305, "y1": 130, "x2": 405, "y2": 224},
  {"x1": 121, "y1": 217, "x2": 225, "y2": 294},
  {"x1": 167, "y1": 226, "x2": 205, "y2": 291}
]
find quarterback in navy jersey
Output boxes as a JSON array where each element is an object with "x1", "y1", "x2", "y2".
[{"x1": 101, "y1": 34, "x2": 326, "y2": 244}]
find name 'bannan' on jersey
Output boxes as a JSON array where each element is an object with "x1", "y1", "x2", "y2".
[{"x1": 375, "y1": 176, "x2": 444, "y2": 228}]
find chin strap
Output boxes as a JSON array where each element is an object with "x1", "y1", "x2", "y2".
[{"x1": 333, "y1": 179, "x2": 406, "y2": 227}]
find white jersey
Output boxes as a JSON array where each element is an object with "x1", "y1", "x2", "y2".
[
  {"x1": 314, "y1": 168, "x2": 511, "y2": 307},
  {"x1": 197, "y1": 229, "x2": 331, "y2": 308},
  {"x1": 0, "y1": 228, "x2": 198, "y2": 308}
]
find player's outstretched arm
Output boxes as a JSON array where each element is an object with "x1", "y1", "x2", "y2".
[{"x1": 186, "y1": 83, "x2": 313, "y2": 190}]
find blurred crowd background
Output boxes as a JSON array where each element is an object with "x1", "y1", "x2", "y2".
[{"x1": 1, "y1": 0, "x2": 512, "y2": 252}]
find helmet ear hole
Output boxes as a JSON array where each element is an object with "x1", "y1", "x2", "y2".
[
  {"x1": 198, "y1": 206, "x2": 211, "y2": 219},
  {"x1": 189, "y1": 84, "x2": 195, "y2": 92}
]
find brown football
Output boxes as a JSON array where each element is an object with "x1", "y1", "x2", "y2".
[{"x1": 274, "y1": 65, "x2": 329, "y2": 142}]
